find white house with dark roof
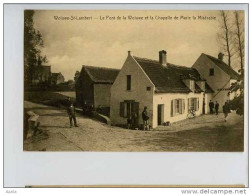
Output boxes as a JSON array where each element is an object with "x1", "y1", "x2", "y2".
[
  {"x1": 193, "y1": 53, "x2": 240, "y2": 108},
  {"x1": 51, "y1": 72, "x2": 65, "y2": 85},
  {"x1": 110, "y1": 50, "x2": 214, "y2": 128},
  {"x1": 75, "y1": 65, "x2": 120, "y2": 115}
]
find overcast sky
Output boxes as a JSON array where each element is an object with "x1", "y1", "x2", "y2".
[{"x1": 33, "y1": 10, "x2": 237, "y2": 81}]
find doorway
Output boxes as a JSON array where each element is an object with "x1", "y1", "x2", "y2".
[
  {"x1": 202, "y1": 95, "x2": 206, "y2": 114},
  {"x1": 157, "y1": 104, "x2": 164, "y2": 125}
]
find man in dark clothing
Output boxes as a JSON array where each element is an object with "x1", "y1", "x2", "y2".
[
  {"x1": 209, "y1": 100, "x2": 214, "y2": 114},
  {"x1": 142, "y1": 106, "x2": 149, "y2": 130},
  {"x1": 215, "y1": 101, "x2": 219, "y2": 115},
  {"x1": 223, "y1": 101, "x2": 231, "y2": 122},
  {"x1": 67, "y1": 103, "x2": 78, "y2": 127},
  {"x1": 127, "y1": 113, "x2": 132, "y2": 129}
]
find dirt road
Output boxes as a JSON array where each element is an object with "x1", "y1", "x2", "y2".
[{"x1": 24, "y1": 101, "x2": 244, "y2": 152}]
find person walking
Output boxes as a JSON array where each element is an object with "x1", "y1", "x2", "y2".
[
  {"x1": 127, "y1": 113, "x2": 132, "y2": 129},
  {"x1": 142, "y1": 106, "x2": 149, "y2": 130},
  {"x1": 67, "y1": 103, "x2": 78, "y2": 128},
  {"x1": 209, "y1": 100, "x2": 214, "y2": 114},
  {"x1": 223, "y1": 101, "x2": 230, "y2": 122},
  {"x1": 215, "y1": 101, "x2": 219, "y2": 115}
]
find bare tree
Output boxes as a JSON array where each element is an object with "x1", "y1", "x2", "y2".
[
  {"x1": 233, "y1": 11, "x2": 244, "y2": 75},
  {"x1": 217, "y1": 10, "x2": 235, "y2": 67}
]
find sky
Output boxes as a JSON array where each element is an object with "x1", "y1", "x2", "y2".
[{"x1": 33, "y1": 10, "x2": 239, "y2": 81}]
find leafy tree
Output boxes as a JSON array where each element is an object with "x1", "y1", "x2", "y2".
[
  {"x1": 24, "y1": 10, "x2": 47, "y2": 85},
  {"x1": 228, "y1": 79, "x2": 244, "y2": 115}
]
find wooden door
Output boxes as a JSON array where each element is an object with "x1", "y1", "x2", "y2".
[
  {"x1": 132, "y1": 102, "x2": 139, "y2": 127},
  {"x1": 158, "y1": 104, "x2": 164, "y2": 125}
]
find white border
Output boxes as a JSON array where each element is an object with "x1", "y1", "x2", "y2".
[{"x1": 3, "y1": 3, "x2": 249, "y2": 187}]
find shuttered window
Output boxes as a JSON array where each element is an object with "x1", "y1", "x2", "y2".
[
  {"x1": 171, "y1": 99, "x2": 185, "y2": 117},
  {"x1": 188, "y1": 98, "x2": 199, "y2": 111},
  {"x1": 175, "y1": 99, "x2": 180, "y2": 114},
  {"x1": 182, "y1": 99, "x2": 185, "y2": 114},
  {"x1": 120, "y1": 101, "x2": 139, "y2": 118}
]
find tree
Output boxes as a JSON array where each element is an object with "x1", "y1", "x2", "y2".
[
  {"x1": 74, "y1": 71, "x2": 80, "y2": 82},
  {"x1": 228, "y1": 79, "x2": 244, "y2": 115},
  {"x1": 24, "y1": 10, "x2": 47, "y2": 85},
  {"x1": 233, "y1": 11, "x2": 245, "y2": 76},
  {"x1": 217, "y1": 11, "x2": 235, "y2": 67},
  {"x1": 217, "y1": 11, "x2": 245, "y2": 115}
]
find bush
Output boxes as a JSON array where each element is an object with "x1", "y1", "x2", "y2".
[
  {"x1": 24, "y1": 91, "x2": 76, "y2": 108},
  {"x1": 227, "y1": 95, "x2": 244, "y2": 115}
]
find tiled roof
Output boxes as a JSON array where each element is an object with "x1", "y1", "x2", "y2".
[
  {"x1": 203, "y1": 54, "x2": 240, "y2": 80},
  {"x1": 134, "y1": 56, "x2": 206, "y2": 93},
  {"x1": 82, "y1": 65, "x2": 120, "y2": 84}
]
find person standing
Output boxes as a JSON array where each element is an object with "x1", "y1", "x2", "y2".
[
  {"x1": 142, "y1": 106, "x2": 149, "y2": 130},
  {"x1": 127, "y1": 113, "x2": 132, "y2": 129},
  {"x1": 223, "y1": 101, "x2": 230, "y2": 122},
  {"x1": 215, "y1": 101, "x2": 219, "y2": 115},
  {"x1": 67, "y1": 103, "x2": 78, "y2": 128},
  {"x1": 209, "y1": 100, "x2": 213, "y2": 114}
]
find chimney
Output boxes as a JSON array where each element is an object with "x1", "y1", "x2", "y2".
[
  {"x1": 128, "y1": 50, "x2": 132, "y2": 56},
  {"x1": 159, "y1": 50, "x2": 167, "y2": 66},
  {"x1": 218, "y1": 52, "x2": 224, "y2": 61}
]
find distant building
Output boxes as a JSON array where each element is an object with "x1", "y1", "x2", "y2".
[
  {"x1": 75, "y1": 65, "x2": 120, "y2": 111},
  {"x1": 193, "y1": 53, "x2": 240, "y2": 107},
  {"x1": 51, "y1": 72, "x2": 65, "y2": 85},
  {"x1": 110, "y1": 50, "x2": 214, "y2": 128}
]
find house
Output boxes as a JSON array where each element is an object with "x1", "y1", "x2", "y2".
[
  {"x1": 51, "y1": 72, "x2": 65, "y2": 85},
  {"x1": 75, "y1": 65, "x2": 120, "y2": 113},
  {"x1": 193, "y1": 53, "x2": 240, "y2": 108},
  {"x1": 110, "y1": 50, "x2": 214, "y2": 128}
]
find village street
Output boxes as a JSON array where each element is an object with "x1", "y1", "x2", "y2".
[{"x1": 24, "y1": 101, "x2": 244, "y2": 152}]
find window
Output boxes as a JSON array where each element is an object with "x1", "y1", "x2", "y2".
[
  {"x1": 175, "y1": 99, "x2": 180, "y2": 114},
  {"x1": 209, "y1": 68, "x2": 214, "y2": 76},
  {"x1": 189, "y1": 80, "x2": 195, "y2": 91},
  {"x1": 120, "y1": 101, "x2": 139, "y2": 118},
  {"x1": 127, "y1": 75, "x2": 131, "y2": 90},
  {"x1": 171, "y1": 99, "x2": 185, "y2": 117},
  {"x1": 146, "y1": 86, "x2": 151, "y2": 91},
  {"x1": 188, "y1": 98, "x2": 199, "y2": 111}
]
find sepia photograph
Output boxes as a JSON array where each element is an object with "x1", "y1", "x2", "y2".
[{"x1": 23, "y1": 10, "x2": 245, "y2": 152}]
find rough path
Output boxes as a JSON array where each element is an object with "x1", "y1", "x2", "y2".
[{"x1": 24, "y1": 101, "x2": 244, "y2": 152}]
